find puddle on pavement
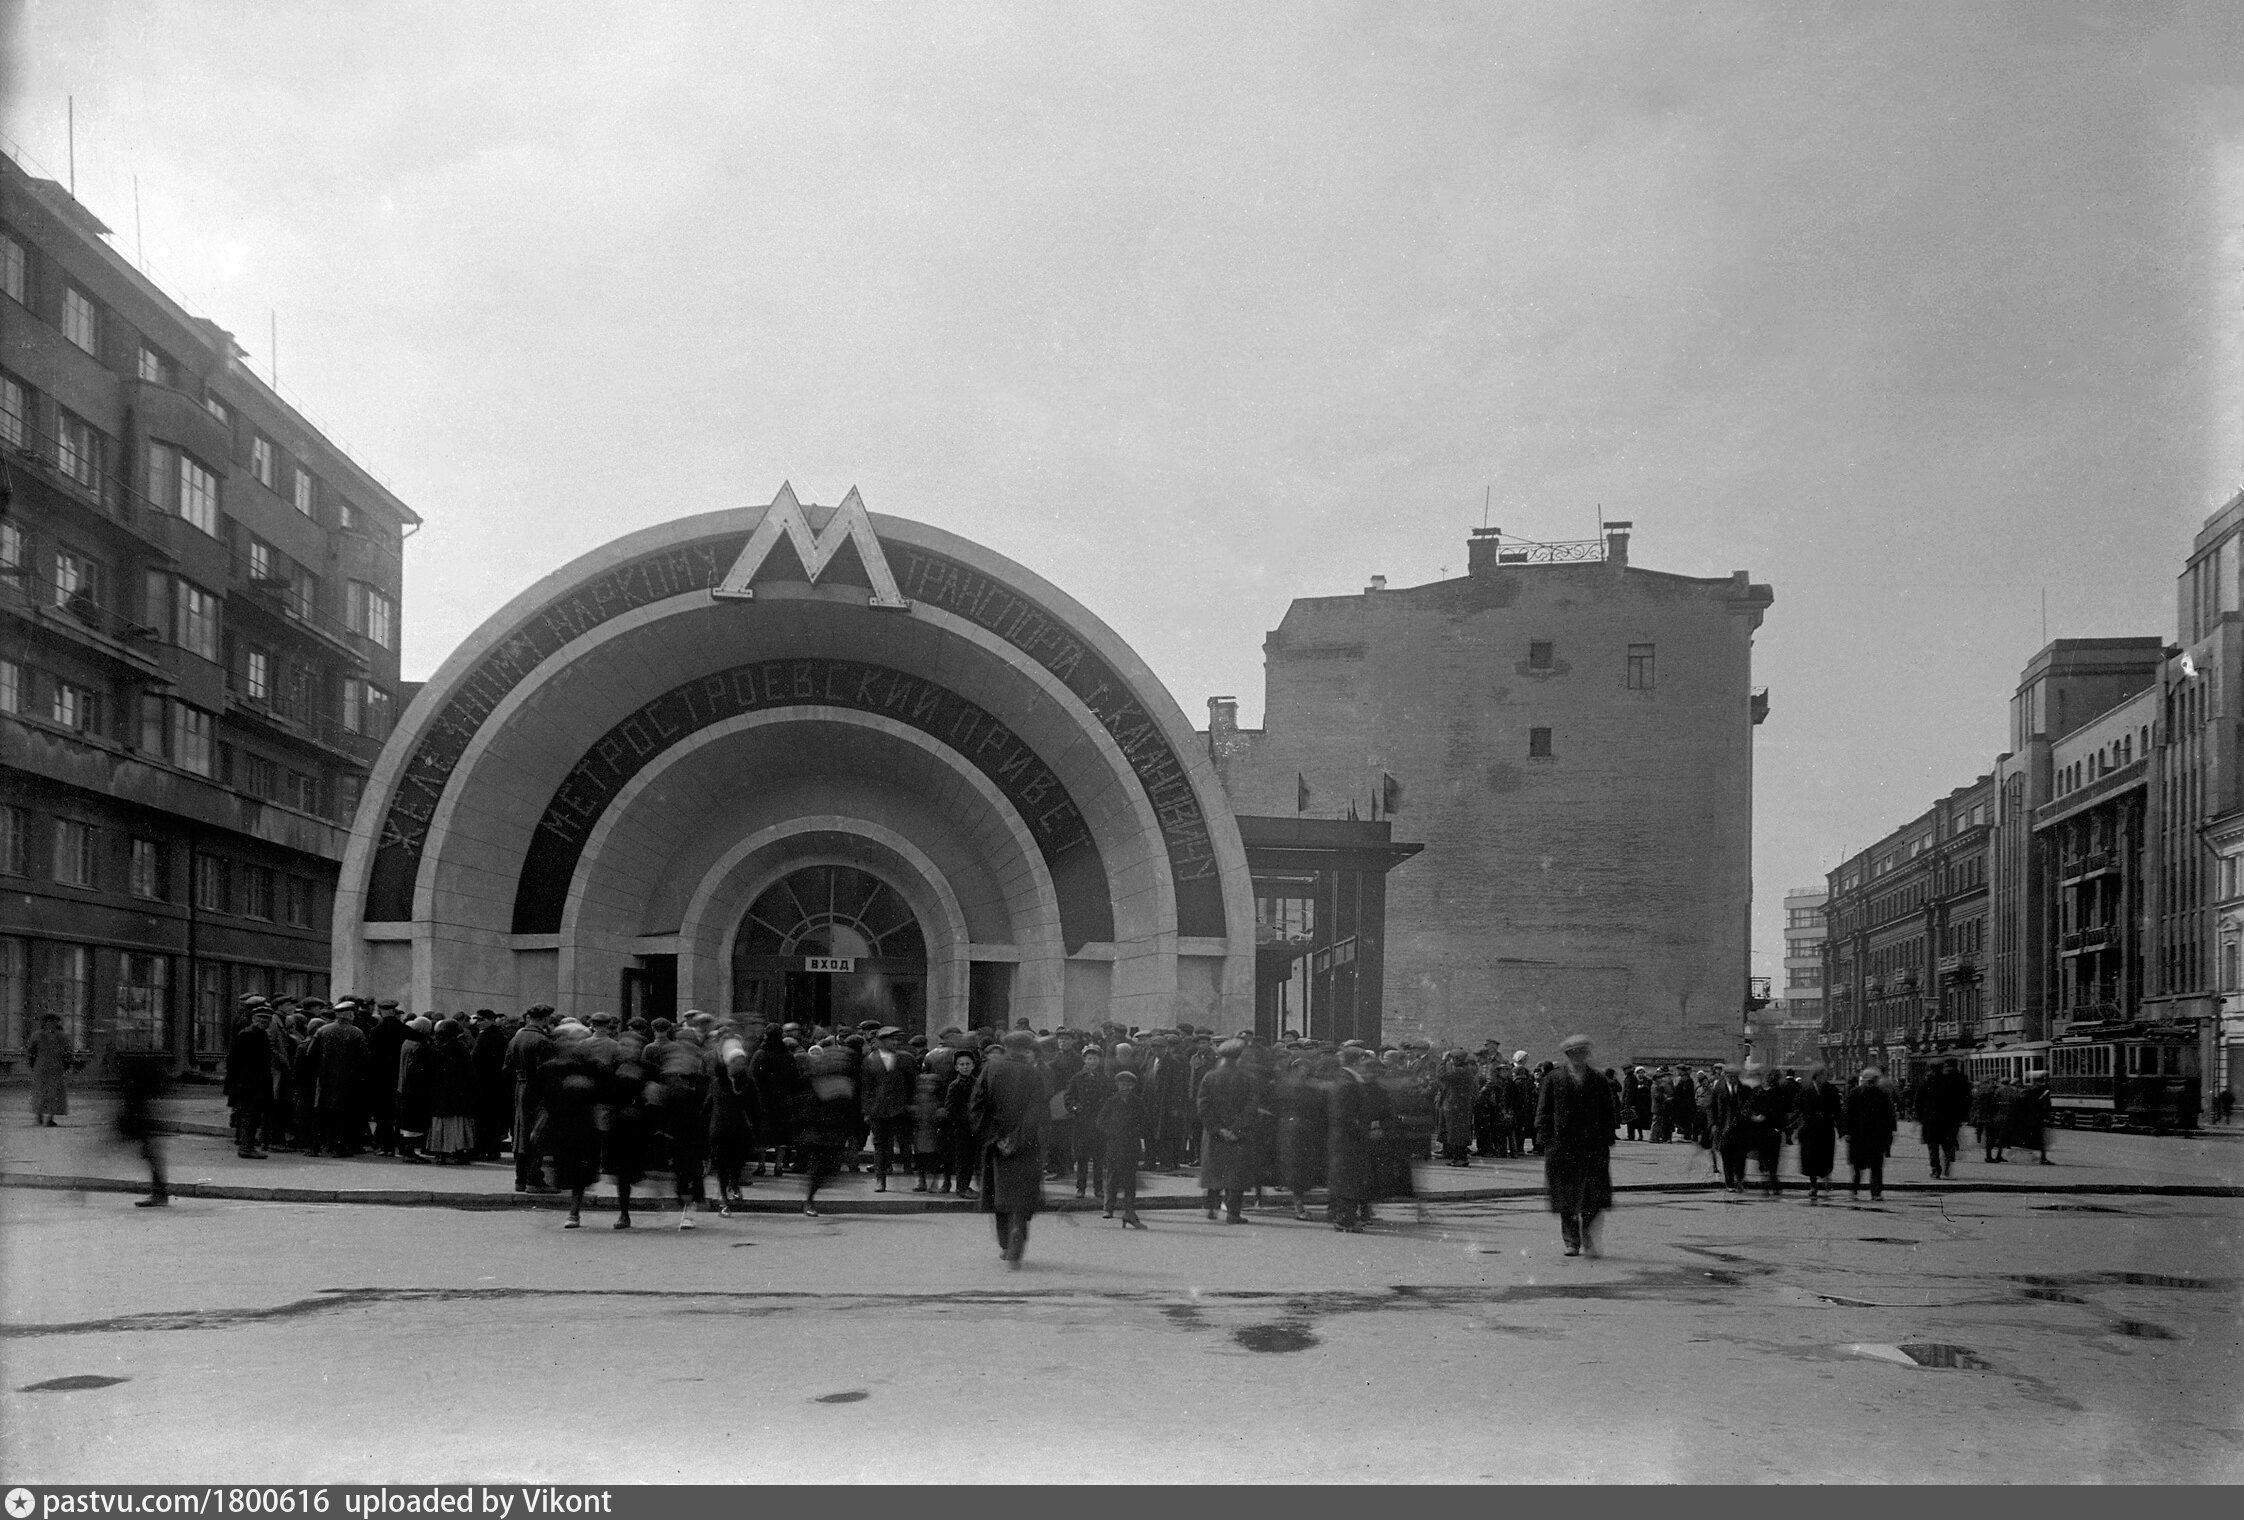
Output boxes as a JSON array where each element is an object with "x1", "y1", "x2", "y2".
[
  {"x1": 2015, "y1": 1288, "x2": 2089, "y2": 1305},
  {"x1": 813, "y1": 1389, "x2": 869, "y2": 1403},
  {"x1": 1857, "y1": 1237, "x2": 1919, "y2": 1245},
  {"x1": 2007, "y1": 1271, "x2": 2229, "y2": 1293},
  {"x1": 19, "y1": 1374, "x2": 129, "y2": 1391},
  {"x1": 2032, "y1": 1204, "x2": 2135, "y2": 1215},
  {"x1": 1899, "y1": 1344, "x2": 1992, "y2": 1370},
  {"x1": 1233, "y1": 1322, "x2": 1319, "y2": 1354},
  {"x1": 2108, "y1": 1320, "x2": 2176, "y2": 1340},
  {"x1": 1161, "y1": 1305, "x2": 1210, "y2": 1330}
]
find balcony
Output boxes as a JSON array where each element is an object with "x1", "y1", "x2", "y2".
[
  {"x1": 226, "y1": 555, "x2": 368, "y2": 669},
  {"x1": 2058, "y1": 925, "x2": 2115, "y2": 956},
  {"x1": 0, "y1": 565, "x2": 172, "y2": 680},
  {"x1": 2059, "y1": 849, "x2": 2116, "y2": 884},
  {"x1": 223, "y1": 672, "x2": 381, "y2": 766},
  {"x1": 4, "y1": 419, "x2": 185, "y2": 562}
]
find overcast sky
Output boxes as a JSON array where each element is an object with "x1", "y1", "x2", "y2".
[{"x1": 8, "y1": 1, "x2": 2244, "y2": 979}]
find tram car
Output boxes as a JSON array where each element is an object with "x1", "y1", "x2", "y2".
[
  {"x1": 1964, "y1": 1047, "x2": 2047, "y2": 1088},
  {"x1": 2045, "y1": 1025, "x2": 2201, "y2": 1133}
]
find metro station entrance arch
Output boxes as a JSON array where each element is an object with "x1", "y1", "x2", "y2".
[{"x1": 334, "y1": 486, "x2": 1256, "y2": 1034}]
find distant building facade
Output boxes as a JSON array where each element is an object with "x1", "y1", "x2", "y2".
[
  {"x1": 1768, "y1": 886, "x2": 1827, "y2": 1067},
  {"x1": 1207, "y1": 523, "x2": 1774, "y2": 1061},
  {"x1": 1, "y1": 154, "x2": 417, "y2": 1072},
  {"x1": 1820, "y1": 494, "x2": 2244, "y2": 1110}
]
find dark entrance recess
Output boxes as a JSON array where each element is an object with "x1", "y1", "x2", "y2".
[
  {"x1": 1235, "y1": 816, "x2": 1421, "y2": 1046},
  {"x1": 621, "y1": 955, "x2": 677, "y2": 1024},
  {"x1": 732, "y1": 865, "x2": 928, "y2": 1032}
]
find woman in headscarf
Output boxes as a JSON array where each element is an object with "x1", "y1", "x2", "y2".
[
  {"x1": 424, "y1": 1018, "x2": 480, "y2": 1164},
  {"x1": 703, "y1": 1021, "x2": 757, "y2": 1215}
]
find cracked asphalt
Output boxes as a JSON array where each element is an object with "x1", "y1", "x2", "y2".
[{"x1": 2, "y1": 1179, "x2": 2238, "y2": 1483}]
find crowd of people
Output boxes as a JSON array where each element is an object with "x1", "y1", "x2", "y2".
[{"x1": 45, "y1": 992, "x2": 2068, "y2": 1257}]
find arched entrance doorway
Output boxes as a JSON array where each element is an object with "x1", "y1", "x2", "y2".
[{"x1": 731, "y1": 864, "x2": 927, "y2": 1031}]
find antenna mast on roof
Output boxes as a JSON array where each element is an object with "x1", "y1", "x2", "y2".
[
  {"x1": 66, "y1": 98, "x2": 74, "y2": 197},
  {"x1": 132, "y1": 175, "x2": 142, "y2": 269}
]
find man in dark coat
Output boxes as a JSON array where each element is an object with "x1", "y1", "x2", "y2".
[
  {"x1": 224, "y1": 1006, "x2": 274, "y2": 1159},
  {"x1": 1919, "y1": 1058, "x2": 1971, "y2": 1178},
  {"x1": 308, "y1": 1004, "x2": 372, "y2": 1156},
  {"x1": 1144, "y1": 1034, "x2": 1191, "y2": 1172},
  {"x1": 1536, "y1": 1034, "x2": 1617, "y2": 1256},
  {"x1": 1325, "y1": 1047, "x2": 1386, "y2": 1232},
  {"x1": 971, "y1": 1029, "x2": 1048, "y2": 1267},
  {"x1": 470, "y1": 1010, "x2": 512, "y2": 1162},
  {"x1": 1843, "y1": 1066, "x2": 1898, "y2": 1200},
  {"x1": 1196, "y1": 1040, "x2": 1257, "y2": 1222},
  {"x1": 859, "y1": 1025, "x2": 920, "y2": 1193},
  {"x1": 1794, "y1": 1065, "x2": 1843, "y2": 1200},
  {"x1": 504, "y1": 1005, "x2": 557, "y2": 1191},
  {"x1": 1705, "y1": 1063, "x2": 1750, "y2": 1190},
  {"x1": 363, "y1": 1001, "x2": 408, "y2": 1155}
]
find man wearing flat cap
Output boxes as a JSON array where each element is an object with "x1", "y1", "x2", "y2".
[
  {"x1": 1535, "y1": 1034, "x2": 1617, "y2": 1256},
  {"x1": 860, "y1": 1025, "x2": 919, "y2": 1192},
  {"x1": 971, "y1": 1029, "x2": 1047, "y2": 1267}
]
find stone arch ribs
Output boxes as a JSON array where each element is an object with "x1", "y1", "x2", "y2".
[
  {"x1": 357, "y1": 496, "x2": 1232, "y2": 941},
  {"x1": 514, "y1": 661, "x2": 1116, "y2": 949}
]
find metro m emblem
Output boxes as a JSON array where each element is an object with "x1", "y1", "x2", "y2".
[{"x1": 712, "y1": 483, "x2": 909, "y2": 609}]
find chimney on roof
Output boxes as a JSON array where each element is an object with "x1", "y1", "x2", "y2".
[
  {"x1": 1602, "y1": 520, "x2": 1632, "y2": 567},
  {"x1": 1206, "y1": 695, "x2": 1238, "y2": 736},
  {"x1": 1365, "y1": 575, "x2": 1387, "y2": 593},
  {"x1": 1467, "y1": 526, "x2": 1502, "y2": 576}
]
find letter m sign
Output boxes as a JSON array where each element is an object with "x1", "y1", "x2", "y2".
[{"x1": 713, "y1": 483, "x2": 909, "y2": 609}]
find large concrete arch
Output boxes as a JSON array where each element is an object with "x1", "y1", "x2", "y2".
[{"x1": 336, "y1": 489, "x2": 1254, "y2": 1031}]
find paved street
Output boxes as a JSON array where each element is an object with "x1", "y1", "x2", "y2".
[{"x1": 3, "y1": 1130, "x2": 2239, "y2": 1484}]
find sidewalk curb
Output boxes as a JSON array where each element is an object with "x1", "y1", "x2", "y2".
[{"x1": 5, "y1": 1170, "x2": 2236, "y2": 1209}]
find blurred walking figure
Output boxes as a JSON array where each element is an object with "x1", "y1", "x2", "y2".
[
  {"x1": 972, "y1": 1028, "x2": 1048, "y2": 1267},
  {"x1": 1536, "y1": 1034, "x2": 1616, "y2": 1257},
  {"x1": 1919, "y1": 1058, "x2": 1971, "y2": 1178},
  {"x1": 115, "y1": 1044, "x2": 172, "y2": 1207},
  {"x1": 797, "y1": 1042, "x2": 858, "y2": 1218},
  {"x1": 2015, "y1": 1076, "x2": 2053, "y2": 1165},
  {"x1": 748, "y1": 1023, "x2": 803, "y2": 1178},
  {"x1": 1844, "y1": 1067, "x2": 1897, "y2": 1201},
  {"x1": 1097, "y1": 1069, "x2": 1148, "y2": 1227},
  {"x1": 29, "y1": 1013, "x2": 73, "y2": 1126},
  {"x1": 537, "y1": 1024, "x2": 603, "y2": 1227},
  {"x1": 505, "y1": 1005, "x2": 557, "y2": 1193},
  {"x1": 658, "y1": 1032, "x2": 709, "y2": 1228},
  {"x1": 1326, "y1": 1046, "x2": 1386, "y2": 1233},
  {"x1": 1795, "y1": 1064, "x2": 1842, "y2": 1202},
  {"x1": 704, "y1": 1022, "x2": 757, "y2": 1213}
]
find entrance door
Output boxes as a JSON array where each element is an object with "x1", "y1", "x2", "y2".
[{"x1": 732, "y1": 865, "x2": 928, "y2": 1034}]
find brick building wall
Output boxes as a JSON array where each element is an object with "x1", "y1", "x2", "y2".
[{"x1": 1207, "y1": 527, "x2": 1772, "y2": 1060}]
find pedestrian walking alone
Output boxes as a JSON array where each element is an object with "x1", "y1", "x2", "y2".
[
  {"x1": 28, "y1": 1013, "x2": 74, "y2": 1126},
  {"x1": 1794, "y1": 1065, "x2": 1842, "y2": 1202},
  {"x1": 972, "y1": 1029, "x2": 1048, "y2": 1267},
  {"x1": 1844, "y1": 1067, "x2": 1897, "y2": 1201},
  {"x1": 1536, "y1": 1034, "x2": 1617, "y2": 1257}
]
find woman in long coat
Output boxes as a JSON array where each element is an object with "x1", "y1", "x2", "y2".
[
  {"x1": 1793, "y1": 1065, "x2": 1843, "y2": 1201},
  {"x1": 394, "y1": 1019, "x2": 434, "y2": 1163},
  {"x1": 747, "y1": 1024, "x2": 802, "y2": 1177},
  {"x1": 1275, "y1": 1056, "x2": 1327, "y2": 1219},
  {"x1": 1195, "y1": 1041, "x2": 1258, "y2": 1222},
  {"x1": 1325, "y1": 1050, "x2": 1386, "y2": 1232},
  {"x1": 424, "y1": 1019, "x2": 479, "y2": 1164},
  {"x1": 1535, "y1": 1035, "x2": 1617, "y2": 1257},
  {"x1": 1843, "y1": 1067, "x2": 1898, "y2": 1201},
  {"x1": 28, "y1": 1014, "x2": 73, "y2": 1124}
]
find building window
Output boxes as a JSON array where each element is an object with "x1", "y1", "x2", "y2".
[
  {"x1": 195, "y1": 854, "x2": 228, "y2": 913},
  {"x1": 53, "y1": 547, "x2": 101, "y2": 613},
  {"x1": 247, "y1": 537, "x2": 276, "y2": 583},
  {"x1": 170, "y1": 702, "x2": 214, "y2": 776},
  {"x1": 293, "y1": 468, "x2": 316, "y2": 517},
  {"x1": 286, "y1": 875, "x2": 316, "y2": 928},
  {"x1": 115, "y1": 952, "x2": 169, "y2": 1051},
  {"x1": 193, "y1": 961, "x2": 225, "y2": 1056},
  {"x1": 0, "y1": 230, "x2": 23, "y2": 305},
  {"x1": 50, "y1": 680, "x2": 100, "y2": 734},
  {"x1": 244, "y1": 647, "x2": 271, "y2": 702},
  {"x1": 345, "y1": 680, "x2": 395, "y2": 740},
  {"x1": 1627, "y1": 643, "x2": 1655, "y2": 690},
  {"x1": 53, "y1": 819, "x2": 96, "y2": 888},
  {"x1": 0, "y1": 520, "x2": 22, "y2": 571},
  {"x1": 62, "y1": 285, "x2": 99, "y2": 355},
  {"x1": 137, "y1": 344, "x2": 176, "y2": 386},
  {"x1": 238, "y1": 865, "x2": 275, "y2": 920},
  {"x1": 175, "y1": 581, "x2": 220, "y2": 661},
  {"x1": 250, "y1": 434, "x2": 275, "y2": 488},
  {"x1": 242, "y1": 752, "x2": 277, "y2": 800},
  {"x1": 203, "y1": 391, "x2": 230, "y2": 427},
  {"x1": 347, "y1": 581, "x2": 396, "y2": 650},
  {"x1": 130, "y1": 837, "x2": 167, "y2": 900},
  {"x1": 1529, "y1": 726, "x2": 1553, "y2": 758},
  {"x1": 0, "y1": 658, "x2": 20, "y2": 715},
  {"x1": 178, "y1": 453, "x2": 219, "y2": 536},
  {"x1": 336, "y1": 772, "x2": 363, "y2": 826},
  {"x1": 0, "y1": 937, "x2": 24, "y2": 1053},
  {"x1": 1528, "y1": 640, "x2": 1554, "y2": 670},
  {"x1": 33, "y1": 942, "x2": 90, "y2": 1051},
  {"x1": 0, "y1": 805, "x2": 25, "y2": 875},
  {"x1": 284, "y1": 770, "x2": 317, "y2": 814},
  {"x1": 336, "y1": 498, "x2": 356, "y2": 531},
  {"x1": 0, "y1": 370, "x2": 25, "y2": 447},
  {"x1": 56, "y1": 409, "x2": 101, "y2": 489}
]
